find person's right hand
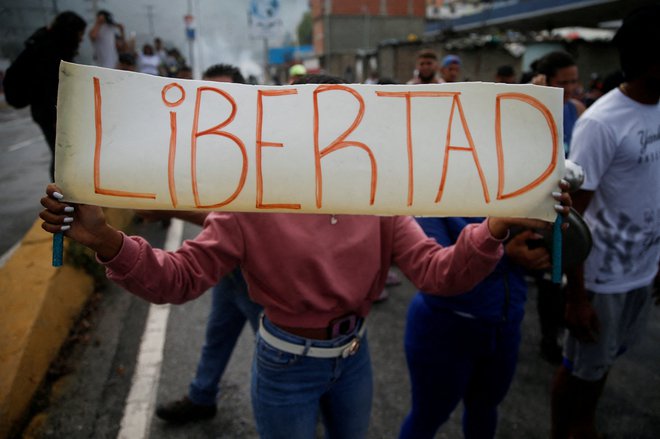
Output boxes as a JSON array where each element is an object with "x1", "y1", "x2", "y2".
[
  {"x1": 504, "y1": 230, "x2": 551, "y2": 271},
  {"x1": 531, "y1": 74, "x2": 547, "y2": 86},
  {"x1": 565, "y1": 296, "x2": 600, "y2": 343},
  {"x1": 40, "y1": 184, "x2": 123, "y2": 260}
]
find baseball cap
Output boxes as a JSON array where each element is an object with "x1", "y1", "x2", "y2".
[
  {"x1": 441, "y1": 55, "x2": 461, "y2": 68},
  {"x1": 289, "y1": 64, "x2": 307, "y2": 77}
]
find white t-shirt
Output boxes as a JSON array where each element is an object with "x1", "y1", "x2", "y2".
[
  {"x1": 569, "y1": 87, "x2": 660, "y2": 293},
  {"x1": 92, "y1": 24, "x2": 119, "y2": 68},
  {"x1": 138, "y1": 54, "x2": 161, "y2": 76}
]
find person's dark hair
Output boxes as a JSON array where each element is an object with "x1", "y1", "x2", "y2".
[
  {"x1": 202, "y1": 64, "x2": 245, "y2": 84},
  {"x1": 291, "y1": 74, "x2": 345, "y2": 85},
  {"x1": 417, "y1": 48, "x2": 437, "y2": 60},
  {"x1": 97, "y1": 10, "x2": 114, "y2": 24},
  {"x1": 601, "y1": 70, "x2": 625, "y2": 94},
  {"x1": 496, "y1": 65, "x2": 515, "y2": 78},
  {"x1": 534, "y1": 51, "x2": 575, "y2": 80},
  {"x1": 377, "y1": 77, "x2": 398, "y2": 85},
  {"x1": 612, "y1": 4, "x2": 660, "y2": 81},
  {"x1": 519, "y1": 70, "x2": 535, "y2": 84},
  {"x1": 49, "y1": 11, "x2": 86, "y2": 61},
  {"x1": 118, "y1": 52, "x2": 136, "y2": 67}
]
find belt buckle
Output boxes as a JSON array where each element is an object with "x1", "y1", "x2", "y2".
[
  {"x1": 341, "y1": 338, "x2": 361, "y2": 358},
  {"x1": 329, "y1": 314, "x2": 358, "y2": 338}
]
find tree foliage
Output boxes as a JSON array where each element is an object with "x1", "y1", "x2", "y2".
[{"x1": 297, "y1": 11, "x2": 312, "y2": 45}]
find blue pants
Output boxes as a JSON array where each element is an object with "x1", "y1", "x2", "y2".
[
  {"x1": 251, "y1": 316, "x2": 373, "y2": 439},
  {"x1": 399, "y1": 294, "x2": 521, "y2": 439},
  {"x1": 188, "y1": 269, "x2": 263, "y2": 405}
]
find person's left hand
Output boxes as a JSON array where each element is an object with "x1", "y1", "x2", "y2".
[
  {"x1": 565, "y1": 299, "x2": 600, "y2": 343},
  {"x1": 531, "y1": 74, "x2": 547, "y2": 86}
]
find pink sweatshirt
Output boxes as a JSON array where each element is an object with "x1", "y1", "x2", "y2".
[{"x1": 103, "y1": 213, "x2": 503, "y2": 328}]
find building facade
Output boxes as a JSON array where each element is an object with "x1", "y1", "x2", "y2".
[{"x1": 311, "y1": 0, "x2": 426, "y2": 77}]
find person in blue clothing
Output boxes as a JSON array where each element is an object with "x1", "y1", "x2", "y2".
[
  {"x1": 153, "y1": 64, "x2": 264, "y2": 424},
  {"x1": 155, "y1": 268, "x2": 262, "y2": 422},
  {"x1": 399, "y1": 217, "x2": 551, "y2": 439},
  {"x1": 530, "y1": 51, "x2": 586, "y2": 363},
  {"x1": 531, "y1": 51, "x2": 586, "y2": 154}
]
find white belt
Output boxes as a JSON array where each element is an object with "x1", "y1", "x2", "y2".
[{"x1": 258, "y1": 317, "x2": 366, "y2": 359}]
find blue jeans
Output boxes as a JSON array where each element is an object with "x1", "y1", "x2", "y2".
[
  {"x1": 251, "y1": 316, "x2": 373, "y2": 439},
  {"x1": 188, "y1": 269, "x2": 263, "y2": 405},
  {"x1": 399, "y1": 294, "x2": 521, "y2": 439}
]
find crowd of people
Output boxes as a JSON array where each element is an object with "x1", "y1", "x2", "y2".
[
  {"x1": 396, "y1": 8, "x2": 660, "y2": 439},
  {"x1": 398, "y1": 7, "x2": 660, "y2": 437},
  {"x1": 2, "y1": 9, "x2": 191, "y2": 180},
  {"x1": 1, "y1": 3, "x2": 658, "y2": 439},
  {"x1": 87, "y1": 10, "x2": 191, "y2": 78}
]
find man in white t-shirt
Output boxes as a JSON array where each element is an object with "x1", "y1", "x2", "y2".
[
  {"x1": 551, "y1": 6, "x2": 660, "y2": 439},
  {"x1": 89, "y1": 10, "x2": 124, "y2": 69}
]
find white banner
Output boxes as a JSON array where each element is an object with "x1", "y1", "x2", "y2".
[{"x1": 55, "y1": 62, "x2": 564, "y2": 221}]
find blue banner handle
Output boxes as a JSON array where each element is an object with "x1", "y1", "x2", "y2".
[
  {"x1": 552, "y1": 214, "x2": 562, "y2": 283},
  {"x1": 52, "y1": 232, "x2": 63, "y2": 267}
]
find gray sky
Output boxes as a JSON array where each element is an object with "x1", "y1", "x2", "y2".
[{"x1": 0, "y1": 0, "x2": 309, "y2": 78}]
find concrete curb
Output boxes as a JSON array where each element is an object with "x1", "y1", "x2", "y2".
[{"x1": 0, "y1": 209, "x2": 134, "y2": 438}]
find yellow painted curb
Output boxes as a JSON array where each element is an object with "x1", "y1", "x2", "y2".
[{"x1": 0, "y1": 209, "x2": 134, "y2": 438}]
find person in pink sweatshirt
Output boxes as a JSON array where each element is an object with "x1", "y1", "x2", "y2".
[
  {"x1": 39, "y1": 76, "x2": 572, "y2": 439},
  {"x1": 40, "y1": 187, "x2": 569, "y2": 438}
]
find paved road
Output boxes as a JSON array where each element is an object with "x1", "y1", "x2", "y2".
[
  {"x1": 26, "y1": 220, "x2": 660, "y2": 438},
  {"x1": 0, "y1": 97, "x2": 51, "y2": 260},
  {"x1": 3, "y1": 97, "x2": 658, "y2": 439}
]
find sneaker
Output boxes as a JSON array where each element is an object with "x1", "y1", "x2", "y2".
[
  {"x1": 375, "y1": 288, "x2": 389, "y2": 303},
  {"x1": 385, "y1": 269, "x2": 401, "y2": 286},
  {"x1": 155, "y1": 396, "x2": 217, "y2": 423}
]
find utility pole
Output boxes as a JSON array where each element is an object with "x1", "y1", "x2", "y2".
[
  {"x1": 263, "y1": 36, "x2": 269, "y2": 84},
  {"x1": 362, "y1": 5, "x2": 370, "y2": 51},
  {"x1": 185, "y1": 0, "x2": 196, "y2": 77},
  {"x1": 146, "y1": 4, "x2": 155, "y2": 37}
]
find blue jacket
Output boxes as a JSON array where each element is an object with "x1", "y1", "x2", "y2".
[
  {"x1": 563, "y1": 100, "x2": 579, "y2": 155},
  {"x1": 415, "y1": 217, "x2": 528, "y2": 324}
]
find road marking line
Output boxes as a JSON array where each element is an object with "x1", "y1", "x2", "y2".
[
  {"x1": 117, "y1": 218, "x2": 184, "y2": 439},
  {"x1": 7, "y1": 135, "x2": 43, "y2": 152},
  {"x1": 0, "y1": 241, "x2": 21, "y2": 269}
]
